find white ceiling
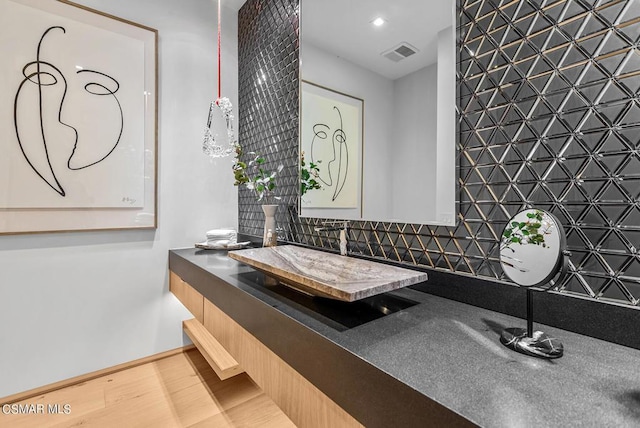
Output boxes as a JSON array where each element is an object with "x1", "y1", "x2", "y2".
[{"x1": 301, "y1": 0, "x2": 454, "y2": 80}]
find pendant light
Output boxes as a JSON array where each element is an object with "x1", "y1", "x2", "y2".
[{"x1": 202, "y1": 0, "x2": 236, "y2": 158}]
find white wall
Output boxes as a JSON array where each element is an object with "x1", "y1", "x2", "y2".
[
  {"x1": 0, "y1": 0, "x2": 239, "y2": 397},
  {"x1": 391, "y1": 64, "x2": 438, "y2": 223}
]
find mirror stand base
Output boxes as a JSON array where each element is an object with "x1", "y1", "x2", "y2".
[{"x1": 500, "y1": 328, "x2": 564, "y2": 359}]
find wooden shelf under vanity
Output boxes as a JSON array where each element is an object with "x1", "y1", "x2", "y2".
[
  {"x1": 182, "y1": 318, "x2": 244, "y2": 381},
  {"x1": 170, "y1": 269, "x2": 364, "y2": 428}
]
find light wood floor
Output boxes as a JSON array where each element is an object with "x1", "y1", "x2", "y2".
[{"x1": 0, "y1": 349, "x2": 296, "y2": 428}]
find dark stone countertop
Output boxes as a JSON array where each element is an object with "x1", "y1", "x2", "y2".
[{"x1": 169, "y1": 247, "x2": 640, "y2": 428}]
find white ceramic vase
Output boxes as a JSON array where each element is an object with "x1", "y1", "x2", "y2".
[{"x1": 261, "y1": 204, "x2": 278, "y2": 247}]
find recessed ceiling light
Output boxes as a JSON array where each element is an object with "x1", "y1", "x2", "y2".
[{"x1": 371, "y1": 17, "x2": 386, "y2": 27}]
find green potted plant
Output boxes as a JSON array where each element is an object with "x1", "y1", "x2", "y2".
[
  {"x1": 232, "y1": 144, "x2": 283, "y2": 246},
  {"x1": 300, "y1": 151, "x2": 322, "y2": 202}
]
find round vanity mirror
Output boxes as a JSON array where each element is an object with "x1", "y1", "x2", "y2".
[
  {"x1": 499, "y1": 208, "x2": 568, "y2": 359},
  {"x1": 500, "y1": 209, "x2": 566, "y2": 288}
]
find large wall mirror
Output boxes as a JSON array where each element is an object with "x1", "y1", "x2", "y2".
[{"x1": 299, "y1": 0, "x2": 457, "y2": 225}]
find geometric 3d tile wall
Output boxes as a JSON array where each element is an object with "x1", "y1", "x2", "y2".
[
  {"x1": 238, "y1": 0, "x2": 300, "y2": 240},
  {"x1": 239, "y1": 0, "x2": 640, "y2": 306},
  {"x1": 458, "y1": 0, "x2": 640, "y2": 305}
]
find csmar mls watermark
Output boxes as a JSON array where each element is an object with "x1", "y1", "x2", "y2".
[{"x1": 2, "y1": 403, "x2": 71, "y2": 415}]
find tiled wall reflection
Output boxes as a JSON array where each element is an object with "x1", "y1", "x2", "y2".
[{"x1": 238, "y1": 0, "x2": 640, "y2": 306}]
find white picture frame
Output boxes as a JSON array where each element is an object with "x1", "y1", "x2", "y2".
[{"x1": 0, "y1": 0, "x2": 157, "y2": 234}]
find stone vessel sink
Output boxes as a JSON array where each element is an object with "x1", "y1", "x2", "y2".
[{"x1": 228, "y1": 245, "x2": 428, "y2": 302}]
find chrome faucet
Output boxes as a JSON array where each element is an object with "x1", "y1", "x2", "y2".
[{"x1": 314, "y1": 221, "x2": 350, "y2": 256}]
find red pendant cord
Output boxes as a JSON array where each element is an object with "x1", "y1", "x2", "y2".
[{"x1": 217, "y1": 0, "x2": 221, "y2": 102}]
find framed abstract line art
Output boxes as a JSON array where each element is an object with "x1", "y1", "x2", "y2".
[
  {"x1": 0, "y1": 0, "x2": 158, "y2": 234},
  {"x1": 300, "y1": 80, "x2": 363, "y2": 220}
]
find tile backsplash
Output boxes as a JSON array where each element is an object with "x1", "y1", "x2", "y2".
[{"x1": 238, "y1": 0, "x2": 640, "y2": 307}]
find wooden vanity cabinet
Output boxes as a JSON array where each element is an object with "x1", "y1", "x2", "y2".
[
  {"x1": 169, "y1": 271, "x2": 204, "y2": 322},
  {"x1": 169, "y1": 270, "x2": 362, "y2": 428}
]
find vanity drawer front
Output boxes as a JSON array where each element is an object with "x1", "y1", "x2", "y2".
[
  {"x1": 169, "y1": 271, "x2": 204, "y2": 322},
  {"x1": 202, "y1": 298, "x2": 362, "y2": 428}
]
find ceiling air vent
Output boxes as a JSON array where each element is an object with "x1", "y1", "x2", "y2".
[{"x1": 381, "y1": 42, "x2": 419, "y2": 62}]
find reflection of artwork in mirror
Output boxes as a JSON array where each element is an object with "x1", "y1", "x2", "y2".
[
  {"x1": 300, "y1": 81, "x2": 362, "y2": 210},
  {"x1": 500, "y1": 209, "x2": 565, "y2": 287},
  {"x1": 299, "y1": 0, "x2": 456, "y2": 225}
]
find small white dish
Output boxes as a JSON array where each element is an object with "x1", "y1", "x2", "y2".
[{"x1": 195, "y1": 241, "x2": 251, "y2": 250}]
